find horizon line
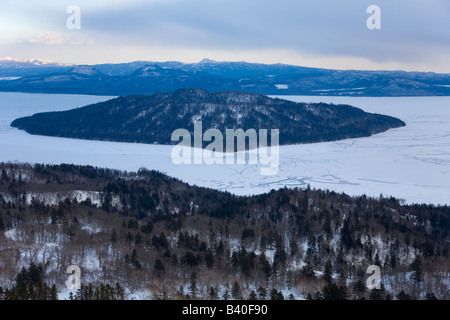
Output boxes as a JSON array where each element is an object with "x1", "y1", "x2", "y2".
[{"x1": 1, "y1": 56, "x2": 447, "y2": 75}]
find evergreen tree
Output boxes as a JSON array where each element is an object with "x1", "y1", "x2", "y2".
[
  {"x1": 270, "y1": 289, "x2": 284, "y2": 300},
  {"x1": 352, "y1": 280, "x2": 366, "y2": 298},
  {"x1": 322, "y1": 283, "x2": 348, "y2": 300},
  {"x1": 231, "y1": 251, "x2": 239, "y2": 269},
  {"x1": 274, "y1": 236, "x2": 287, "y2": 264},
  {"x1": 313, "y1": 290, "x2": 323, "y2": 300},
  {"x1": 50, "y1": 284, "x2": 58, "y2": 300},
  {"x1": 134, "y1": 232, "x2": 142, "y2": 245},
  {"x1": 369, "y1": 289, "x2": 383, "y2": 300},
  {"x1": 257, "y1": 286, "x2": 267, "y2": 300},
  {"x1": 426, "y1": 291, "x2": 437, "y2": 300},
  {"x1": 154, "y1": 259, "x2": 165, "y2": 273},
  {"x1": 324, "y1": 260, "x2": 333, "y2": 284},
  {"x1": 130, "y1": 249, "x2": 141, "y2": 268},
  {"x1": 110, "y1": 228, "x2": 117, "y2": 243},
  {"x1": 374, "y1": 253, "x2": 381, "y2": 267},
  {"x1": 341, "y1": 219, "x2": 354, "y2": 250},
  {"x1": 289, "y1": 238, "x2": 298, "y2": 257},
  {"x1": 301, "y1": 263, "x2": 316, "y2": 278},
  {"x1": 115, "y1": 283, "x2": 125, "y2": 300},
  {"x1": 409, "y1": 256, "x2": 423, "y2": 284},
  {"x1": 231, "y1": 281, "x2": 240, "y2": 300},
  {"x1": 189, "y1": 272, "x2": 197, "y2": 298},
  {"x1": 389, "y1": 253, "x2": 397, "y2": 269},
  {"x1": 260, "y1": 255, "x2": 272, "y2": 280},
  {"x1": 248, "y1": 290, "x2": 257, "y2": 300},
  {"x1": 141, "y1": 221, "x2": 153, "y2": 234},
  {"x1": 158, "y1": 232, "x2": 168, "y2": 249},
  {"x1": 205, "y1": 248, "x2": 215, "y2": 268},
  {"x1": 209, "y1": 286, "x2": 217, "y2": 300},
  {"x1": 397, "y1": 290, "x2": 411, "y2": 300},
  {"x1": 222, "y1": 289, "x2": 230, "y2": 300},
  {"x1": 126, "y1": 232, "x2": 133, "y2": 244}
]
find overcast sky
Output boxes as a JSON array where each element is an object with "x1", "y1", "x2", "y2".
[{"x1": 1, "y1": 0, "x2": 449, "y2": 72}]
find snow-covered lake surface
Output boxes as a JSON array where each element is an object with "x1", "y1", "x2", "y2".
[{"x1": 0, "y1": 92, "x2": 449, "y2": 205}]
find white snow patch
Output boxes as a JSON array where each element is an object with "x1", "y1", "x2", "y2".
[
  {"x1": 81, "y1": 224, "x2": 103, "y2": 234},
  {"x1": 58, "y1": 288, "x2": 78, "y2": 300},
  {"x1": 4, "y1": 228, "x2": 17, "y2": 240},
  {"x1": 82, "y1": 254, "x2": 102, "y2": 272}
]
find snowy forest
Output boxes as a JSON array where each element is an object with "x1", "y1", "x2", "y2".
[{"x1": 0, "y1": 162, "x2": 448, "y2": 300}]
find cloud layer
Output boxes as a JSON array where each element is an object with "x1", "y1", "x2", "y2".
[
  {"x1": 18, "y1": 31, "x2": 92, "y2": 46},
  {"x1": 1, "y1": 0, "x2": 449, "y2": 72}
]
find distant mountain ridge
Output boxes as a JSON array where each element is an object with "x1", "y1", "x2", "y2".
[
  {"x1": 0, "y1": 57, "x2": 73, "y2": 77},
  {"x1": 1, "y1": 58, "x2": 450, "y2": 96},
  {"x1": 11, "y1": 89, "x2": 406, "y2": 147}
]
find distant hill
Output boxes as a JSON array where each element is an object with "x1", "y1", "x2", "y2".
[
  {"x1": 1, "y1": 58, "x2": 450, "y2": 96},
  {"x1": 11, "y1": 88, "x2": 406, "y2": 147},
  {"x1": 0, "y1": 63, "x2": 233, "y2": 95},
  {"x1": 0, "y1": 57, "x2": 72, "y2": 77}
]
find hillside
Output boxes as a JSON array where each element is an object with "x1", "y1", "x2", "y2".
[
  {"x1": 0, "y1": 162, "x2": 448, "y2": 300},
  {"x1": 10, "y1": 89, "x2": 405, "y2": 147}
]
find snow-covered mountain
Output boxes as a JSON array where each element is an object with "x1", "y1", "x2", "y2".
[
  {"x1": 0, "y1": 57, "x2": 72, "y2": 67},
  {"x1": 67, "y1": 65, "x2": 103, "y2": 77},
  {"x1": 2, "y1": 57, "x2": 450, "y2": 96},
  {"x1": 0, "y1": 57, "x2": 72, "y2": 77}
]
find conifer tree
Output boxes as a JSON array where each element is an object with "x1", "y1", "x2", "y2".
[
  {"x1": 231, "y1": 281, "x2": 240, "y2": 300},
  {"x1": 248, "y1": 290, "x2": 257, "y2": 300},
  {"x1": 257, "y1": 286, "x2": 267, "y2": 300},
  {"x1": 205, "y1": 248, "x2": 214, "y2": 268},
  {"x1": 222, "y1": 289, "x2": 230, "y2": 300},
  {"x1": 154, "y1": 259, "x2": 165, "y2": 273},
  {"x1": 209, "y1": 286, "x2": 217, "y2": 300},
  {"x1": 189, "y1": 272, "x2": 197, "y2": 298},
  {"x1": 50, "y1": 285, "x2": 58, "y2": 300},
  {"x1": 410, "y1": 256, "x2": 423, "y2": 284},
  {"x1": 110, "y1": 228, "x2": 117, "y2": 243},
  {"x1": 324, "y1": 260, "x2": 333, "y2": 284}
]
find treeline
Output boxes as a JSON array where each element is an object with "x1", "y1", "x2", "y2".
[
  {"x1": 0, "y1": 262, "x2": 125, "y2": 300},
  {"x1": 0, "y1": 262, "x2": 58, "y2": 300}
]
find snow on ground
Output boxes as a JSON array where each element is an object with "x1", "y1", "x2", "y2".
[
  {"x1": 127, "y1": 289, "x2": 152, "y2": 300},
  {"x1": 58, "y1": 288, "x2": 78, "y2": 300},
  {"x1": 4, "y1": 228, "x2": 17, "y2": 240},
  {"x1": 82, "y1": 254, "x2": 101, "y2": 272},
  {"x1": 0, "y1": 93, "x2": 449, "y2": 205},
  {"x1": 80, "y1": 223, "x2": 103, "y2": 234}
]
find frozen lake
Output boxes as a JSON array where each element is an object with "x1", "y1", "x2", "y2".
[{"x1": 0, "y1": 92, "x2": 449, "y2": 205}]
